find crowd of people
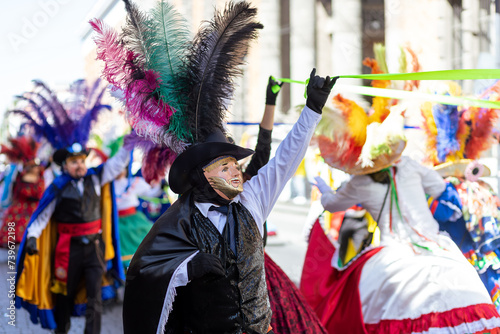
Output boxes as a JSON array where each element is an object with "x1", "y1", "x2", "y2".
[{"x1": 2, "y1": 0, "x2": 500, "y2": 333}]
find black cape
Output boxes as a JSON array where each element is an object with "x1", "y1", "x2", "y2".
[{"x1": 123, "y1": 191, "x2": 271, "y2": 334}]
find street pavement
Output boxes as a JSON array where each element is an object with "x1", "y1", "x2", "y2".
[{"x1": 0, "y1": 200, "x2": 313, "y2": 333}]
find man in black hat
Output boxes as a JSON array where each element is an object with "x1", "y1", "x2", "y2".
[
  {"x1": 21, "y1": 142, "x2": 132, "y2": 334},
  {"x1": 123, "y1": 69, "x2": 337, "y2": 334}
]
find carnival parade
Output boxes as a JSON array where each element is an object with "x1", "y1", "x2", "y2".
[{"x1": 3, "y1": 0, "x2": 500, "y2": 333}]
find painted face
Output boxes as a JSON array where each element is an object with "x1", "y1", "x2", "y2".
[
  {"x1": 64, "y1": 155, "x2": 87, "y2": 179},
  {"x1": 203, "y1": 156, "x2": 243, "y2": 200}
]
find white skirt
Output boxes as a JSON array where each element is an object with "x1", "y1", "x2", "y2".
[{"x1": 359, "y1": 238, "x2": 500, "y2": 333}]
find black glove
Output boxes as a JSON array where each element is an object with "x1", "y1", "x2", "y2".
[
  {"x1": 305, "y1": 68, "x2": 338, "y2": 114},
  {"x1": 187, "y1": 252, "x2": 225, "y2": 280},
  {"x1": 265, "y1": 76, "x2": 283, "y2": 106},
  {"x1": 26, "y1": 237, "x2": 38, "y2": 255}
]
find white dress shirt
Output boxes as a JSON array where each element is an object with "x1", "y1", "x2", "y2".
[{"x1": 183, "y1": 106, "x2": 320, "y2": 276}]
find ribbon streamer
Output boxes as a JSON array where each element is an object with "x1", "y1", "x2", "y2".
[
  {"x1": 227, "y1": 122, "x2": 292, "y2": 126},
  {"x1": 338, "y1": 84, "x2": 500, "y2": 109},
  {"x1": 271, "y1": 69, "x2": 500, "y2": 108},
  {"x1": 227, "y1": 121, "x2": 418, "y2": 129}
]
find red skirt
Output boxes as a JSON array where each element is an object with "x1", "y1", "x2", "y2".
[{"x1": 265, "y1": 252, "x2": 327, "y2": 333}]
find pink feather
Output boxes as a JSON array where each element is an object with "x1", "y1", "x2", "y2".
[
  {"x1": 141, "y1": 146, "x2": 177, "y2": 183},
  {"x1": 90, "y1": 19, "x2": 137, "y2": 89}
]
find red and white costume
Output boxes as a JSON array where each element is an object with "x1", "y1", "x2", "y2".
[{"x1": 308, "y1": 156, "x2": 500, "y2": 333}]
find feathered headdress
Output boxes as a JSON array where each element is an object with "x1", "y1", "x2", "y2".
[
  {"x1": 421, "y1": 81, "x2": 500, "y2": 167},
  {"x1": 0, "y1": 136, "x2": 40, "y2": 165},
  {"x1": 90, "y1": 0, "x2": 263, "y2": 184},
  {"x1": 316, "y1": 47, "x2": 409, "y2": 175},
  {"x1": 9, "y1": 79, "x2": 111, "y2": 165}
]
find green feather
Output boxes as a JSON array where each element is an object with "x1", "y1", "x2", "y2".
[
  {"x1": 399, "y1": 46, "x2": 407, "y2": 73},
  {"x1": 373, "y1": 43, "x2": 388, "y2": 74},
  {"x1": 144, "y1": 1, "x2": 190, "y2": 111}
]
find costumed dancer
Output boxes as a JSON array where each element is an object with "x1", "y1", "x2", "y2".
[
  {"x1": 90, "y1": 1, "x2": 336, "y2": 332},
  {"x1": 0, "y1": 136, "x2": 44, "y2": 247},
  {"x1": 302, "y1": 69, "x2": 500, "y2": 332},
  {"x1": 13, "y1": 79, "x2": 130, "y2": 333},
  {"x1": 134, "y1": 169, "x2": 171, "y2": 224},
  {"x1": 422, "y1": 81, "x2": 500, "y2": 311},
  {"x1": 243, "y1": 76, "x2": 327, "y2": 333},
  {"x1": 301, "y1": 49, "x2": 500, "y2": 333},
  {"x1": 113, "y1": 150, "x2": 163, "y2": 269}
]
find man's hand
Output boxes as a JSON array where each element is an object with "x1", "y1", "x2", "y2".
[
  {"x1": 26, "y1": 237, "x2": 38, "y2": 255},
  {"x1": 266, "y1": 76, "x2": 283, "y2": 106},
  {"x1": 187, "y1": 252, "x2": 225, "y2": 280},
  {"x1": 306, "y1": 68, "x2": 338, "y2": 114}
]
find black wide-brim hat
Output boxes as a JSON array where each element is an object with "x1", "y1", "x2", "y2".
[
  {"x1": 169, "y1": 130, "x2": 254, "y2": 194},
  {"x1": 53, "y1": 143, "x2": 90, "y2": 166}
]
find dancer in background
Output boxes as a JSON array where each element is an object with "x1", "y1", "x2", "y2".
[
  {"x1": 422, "y1": 81, "x2": 500, "y2": 311},
  {"x1": 14, "y1": 79, "x2": 129, "y2": 334},
  {"x1": 0, "y1": 136, "x2": 44, "y2": 246},
  {"x1": 305, "y1": 96, "x2": 500, "y2": 333},
  {"x1": 115, "y1": 163, "x2": 163, "y2": 269}
]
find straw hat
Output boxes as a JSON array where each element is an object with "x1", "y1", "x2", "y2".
[
  {"x1": 434, "y1": 159, "x2": 491, "y2": 179},
  {"x1": 317, "y1": 100, "x2": 407, "y2": 176}
]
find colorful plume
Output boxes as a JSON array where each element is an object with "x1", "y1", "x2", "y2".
[
  {"x1": 1, "y1": 136, "x2": 40, "y2": 164},
  {"x1": 91, "y1": 0, "x2": 262, "y2": 183},
  {"x1": 10, "y1": 79, "x2": 110, "y2": 151},
  {"x1": 421, "y1": 80, "x2": 500, "y2": 165}
]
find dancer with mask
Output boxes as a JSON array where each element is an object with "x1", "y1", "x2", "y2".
[{"x1": 91, "y1": 1, "x2": 336, "y2": 332}]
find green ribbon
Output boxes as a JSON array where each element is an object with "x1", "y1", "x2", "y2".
[
  {"x1": 339, "y1": 84, "x2": 500, "y2": 109},
  {"x1": 271, "y1": 69, "x2": 500, "y2": 107},
  {"x1": 387, "y1": 168, "x2": 434, "y2": 253},
  {"x1": 337, "y1": 69, "x2": 500, "y2": 81},
  {"x1": 271, "y1": 76, "x2": 310, "y2": 97}
]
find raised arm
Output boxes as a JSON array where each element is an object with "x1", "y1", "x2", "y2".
[
  {"x1": 101, "y1": 132, "x2": 138, "y2": 185},
  {"x1": 244, "y1": 76, "x2": 281, "y2": 178},
  {"x1": 242, "y1": 70, "x2": 337, "y2": 226}
]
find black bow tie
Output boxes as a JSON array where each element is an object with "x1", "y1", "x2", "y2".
[{"x1": 209, "y1": 205, "x2": 229, "y2": 215}]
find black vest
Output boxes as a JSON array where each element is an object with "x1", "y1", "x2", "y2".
[
  {"x1": 175, "y1": 202, "x2": 271, "y2": 334},
  {"x1": 52, "y1": 174, "x2": 101, "y2": 223}
]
